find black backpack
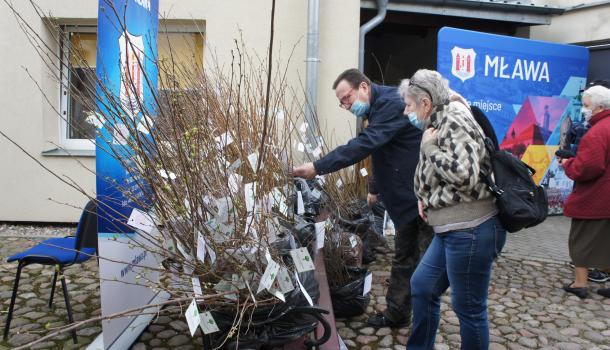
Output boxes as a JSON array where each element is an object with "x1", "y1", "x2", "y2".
[{"x1": 471, "y1": 106, "x2": 549, "y2": 233}]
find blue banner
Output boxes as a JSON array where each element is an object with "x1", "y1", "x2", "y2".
[
  {"x1": 438, "y1": 27, "x2": 589, "y2": 214},
  {"x1": 94, "y1": 1, "x2": 163, "y2": 347},
  {"x1": 95, "y1": 0, "x2": 159, "y2": 233}
]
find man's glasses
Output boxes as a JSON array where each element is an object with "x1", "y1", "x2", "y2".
[{"x1": 338, "y1": 88, "x2": 355, "y2": 109}]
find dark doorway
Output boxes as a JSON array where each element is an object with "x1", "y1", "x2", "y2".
[
  {"x1": 361, "y1": 10, "x2": 530, "y2": 86},
  {"x1": 588, "y1": 45, "x2": 610, "y2": 81}
]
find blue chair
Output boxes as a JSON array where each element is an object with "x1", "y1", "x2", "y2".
[{"x1": 3, "y1": 200, "x2": 98, "y2": 344}]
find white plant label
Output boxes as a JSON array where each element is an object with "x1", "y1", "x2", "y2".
[
  {"x1": 228, "y1": 173, "x2": 242, "y2": 194},
  {"x1": 295, "y1": 272, "x2": 314, "y2": 306},
  {"x1": 214, "y1": 280, "x2": 238, "y2": 301},
  {"x1": 192, "y1": 277, "x2": 203, "y2": 298},
  {"x1": 85, "y1": 111, "x2": 105, "y2": 129},
  {"x1": 200, "y1": 311, "x2": 220, "y2": 334},
  {"x1": 185, "y1": 299, "x2": 200, "y2": 337},
  {"x1": 247, "y1": 152, "x2": 262, "y2": 172},
  {"x1": 297, "y1": 191, "x2": 305, "y2": 215},
  {"x1": 316, "y1": 175, "x2": 326, "y2": 185},
  {"x1": 137, "y1": 114, "x2": 153, "y2": 134},
  {"x1": 359, "y1": 168, "x2": 368, "y2": 177},
  {"x1": 215, "y1": 197, "x2": 231, "y2": 223},
  {"x1": 158, "y1": 169, "x2": 177, "y2": 180},
  {"x1": 127, "y1": 208, "x2": 155, "y2": 234},
  {"x1": 314, "y1": 222, "x2": 325, "y2": 250},
  {"x1": 215, "y1": 132, "x2": 234, "y2": 149},
  {"x1": 363, "y1": 273, "x2": 373, "y2": 296},
  {"x1": 257, "y1": 259, "x2": 280, "y2": 294},
  {"x1": 272, "y1": 188, "x2": 288, "y2": 216},
  {"x1": 113, "y1": 123, "x2": 130, "y2": 145},
  {"x1": 244, "y1": 214, "x2": 258, "y2": 239},
  {"x1": 244, "y1": 182, "x2": 257, "y2": 213},
  {"x1": 290, "y1": 247, "x2": 315, "y2": 273},
  {"x1": 196, "y1": 232, "x2": 206, "y2": 263},
  {"x1": 206, "y1": 245, "x2": 217, "y2": 264},
  {"x1": 176, "y1": 241, "x2": 191, "y2": 260},
  {"x1": 336, "y1": 179, "x2": 343, "y2": 188},
  {"x1": 277, "y1": 267, "x2": 295, "y2": 294},
  {"x1": 349, "y1": 235, "x2": 358, "y2": 249},
  {"x1": 270, "y1": 288, "x2": 286, "y2": 302}
]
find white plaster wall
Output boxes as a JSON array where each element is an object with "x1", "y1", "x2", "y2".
[
  {"x1": 0, "y1": 0, "x2": 359, "y2": 222},
  {"x1": 529, "y1": 4, "x2": 610, "y2": 44}
]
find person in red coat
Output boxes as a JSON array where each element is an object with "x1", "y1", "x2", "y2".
[{"x1": 559, "y1": 85, "x2": 610, "y2": 299}]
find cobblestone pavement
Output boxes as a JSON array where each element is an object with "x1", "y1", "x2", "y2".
[
  {"x1": 1, "y1": 217, "x2": 609, "y2": 349},
  {"x1": 502, "y1": 215, "x2": 571, "y2": 264},
  {"x1": 0, "y1": 236, "x2": 102, "y2": 349}
]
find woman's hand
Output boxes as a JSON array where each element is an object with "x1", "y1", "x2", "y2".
[
  {"x1": 367, "y1": 193, "x2": 378, "y2": 206},
  {"x1": 418, "y1": 200, "x2": 428, "y2": 223},
  {"x1": 422, "y1": 128, "x2": 438, "y2": 144}
]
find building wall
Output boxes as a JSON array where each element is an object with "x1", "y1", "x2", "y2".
[
  {"x1": 0, "y1": 0, "x2": 359, "y2": 222},
  {"x1": 529, "y1": 3, "x2": 610, "y2": 44}
]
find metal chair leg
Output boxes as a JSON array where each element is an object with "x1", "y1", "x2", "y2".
[
  {"x1": 59, "y1": 266, "x2": 78, "y2": 344},
  {"x1": 3, "y1": 261, "x2": 24, "y2": 340},
  {"x1": 49, "y1": 266, "x2": 58, "y2": 308}
]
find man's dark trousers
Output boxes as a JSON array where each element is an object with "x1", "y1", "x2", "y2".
[{"x1": 384, "y1": 216, "x2": 433, "y2": 323}]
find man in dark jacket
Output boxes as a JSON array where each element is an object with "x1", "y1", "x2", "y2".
[{"x1": 293, "y1": 69, "x2": 433, "y2": 327}]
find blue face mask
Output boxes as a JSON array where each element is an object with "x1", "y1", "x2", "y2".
[
  {"x1": 350, "y1": 99, "x2": 370, "y2": 118},
  {"x1": 408, "y1": 112, "x2": 425, "y2": 130}
]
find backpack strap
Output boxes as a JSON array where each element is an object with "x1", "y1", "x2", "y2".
[
  {"x1": 482, "y1": 137, "x2": 503, "y2": 195},
  {"x1": 459, "y1": 106, "x2": 501, "y2": 195}
]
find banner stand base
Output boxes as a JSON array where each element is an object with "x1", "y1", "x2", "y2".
[{"x1": 86, "y1": 291, "x2": 170, "y2": 350}]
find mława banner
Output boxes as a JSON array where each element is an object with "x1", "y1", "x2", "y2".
[{"x1": 438, "y1": 27, "x2": 589, "y2": 214}]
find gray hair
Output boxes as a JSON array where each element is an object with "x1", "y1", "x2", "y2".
[
  {"x1": 398, "y1": 69, "x2": 450, "y2": 106},
  {"x1": 583, "y1": 85, "x2": 610, "y2": 110}
]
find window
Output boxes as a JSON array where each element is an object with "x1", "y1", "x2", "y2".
[
  {"x1": 60, "y1": 27, "x2": 97, "y2": 150},
  {"x1": 59, "y1": 26, "x2": 204, "y2": 151}
]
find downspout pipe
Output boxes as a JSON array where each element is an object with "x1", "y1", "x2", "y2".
[
  {"x1": 305, "y1": 0, "x2": 320, "y2": 145},
  {"x1": 358, "y1": 0, "x2": 388, "y2": 132},
  {"x1": 359, "y1": 0, "x2": 388, "y2": 72}
]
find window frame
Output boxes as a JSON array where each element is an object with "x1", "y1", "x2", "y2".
[
  {"x1": 58, "y1": 24, "x2": 205, "y2": 151},
  {"x1": 59, "y1": 25, "x2": 97, "y2": 151}
]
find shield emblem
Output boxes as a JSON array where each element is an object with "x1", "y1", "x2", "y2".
[
  {"x1": 451, "y1": 46, "x2": 477, "y2": 82},
  {"x1": 118, "y1": 32, "x2": 145, "y2": 119}
]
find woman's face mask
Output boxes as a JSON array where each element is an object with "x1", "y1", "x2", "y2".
[
  {"x1": 404, "y1": 96, "x2": 430, "y2": 130},
  {"x1": 407, "y1": 112, "x2": 425, "y2": 130},
  {"x1": 581, "y1": 107, "x2": 593, "y2": 121}
]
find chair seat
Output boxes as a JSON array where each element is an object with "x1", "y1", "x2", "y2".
[{"x1": 7, "y1": 237, "x2": 95, "y2": 265}]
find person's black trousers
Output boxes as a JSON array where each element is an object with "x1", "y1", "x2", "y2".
[{"x1": 384, "y1": 216, "x2": 434, "y2": 322}]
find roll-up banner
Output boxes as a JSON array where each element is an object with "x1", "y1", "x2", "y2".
[
  {"x1": 438, "y1": 27, "x2": 589, "y2": 214},
  {"x1": 93, "y1": 0, "x2": 166, "y2": 348}
]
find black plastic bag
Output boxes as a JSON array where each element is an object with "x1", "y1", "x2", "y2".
[{"x1": 330, "y1": 268, "x2": 371, "y2": 318}]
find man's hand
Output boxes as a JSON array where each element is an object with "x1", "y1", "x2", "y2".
[
  {"x1": 418, "y1": 200, "x2": 428, "y2": 223},
  {"x1": 422, "y1": 128, "x2": 438, "y2": 144},
  {"x1": 367, "y1": 193, "x2": 378, "y2": 206},
  {"x1": 292, "y1": 162, "x2": 317, "y2": 180},
  {"x1": 556, "y1": 157, "x2": 565, "y2": 168}
]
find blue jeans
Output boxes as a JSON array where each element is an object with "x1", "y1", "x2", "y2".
[{"x1": 407, "y1": 216, "x2": 506, "y2": 350}]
